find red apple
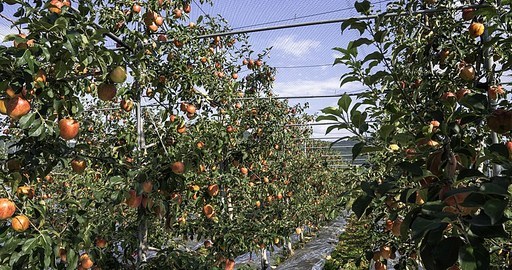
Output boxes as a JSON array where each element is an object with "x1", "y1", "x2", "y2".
[
  {"x1": 95, "y1": 238, "x2": 107, "y2": 248},
  {"x1": 6, "y1": 96, "x2": 30, "y2": 119},
  {"x1": 132, "y1": 4, "x2": 141, "y2": 13},
  {"x1": 207, "y1": 184, "x2": 219, "y2": 197},
  {"x1": 126, "y1": 190, "x2": 142, "y2": 208},
  {"x1": 506, "y1": 141, "x2": 512, "y2": 159},
  {"x1": 171, "y1": 161, "x2": 185, "y2": 174},
  {"x1": 59, "y1": 118, "x2": 79, "y2": 140},
  {"x1": 0, "y1": 198, "x2": 16, "y2": 220},
  {"x1": 184, "y1": 4, "x2": 191, "y2": 13},
  {"x1": 97, "y1": 83, "x2": 117, "y2": 101},
  {"x1": 71, "y1": 158, "x2": 86, "y2": 174},
  {"x1": 487, "y1": 109, "x2": 512, "y2": 134},
  {"x1": 141, "y1": 181, "x2": 153, "y2": 193},
  {"x1": 120, "y1": 99, "x2": 134, "y2": 112},
  {"x1": 462, "y1": 8, "x2": 475, "y2": 21},
  {"x1": 173, "y1": 8, "x2": 182, "y2": 18}
]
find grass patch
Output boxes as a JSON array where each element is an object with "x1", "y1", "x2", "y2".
[{"x1": 323, "y1": 215, "x2": 371, "y2": 270}]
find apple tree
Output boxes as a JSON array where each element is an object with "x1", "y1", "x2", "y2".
[
  {"x1": 321, "y1": 0, "x2": 512, "y2": 269},
  {"x1": 0, "y1": 0, "x2": 350, "y2": 269}
]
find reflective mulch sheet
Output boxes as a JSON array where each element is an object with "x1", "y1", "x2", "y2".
[
  {"x1": 276, "y1": 216, "x2": 347, "y2": 270},
  {"x1": 234, "y1": 214, "x2": 348, "y2": 270}
]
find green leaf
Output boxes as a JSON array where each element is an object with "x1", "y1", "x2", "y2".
[
  {"x1": 351, "y1": 111, "x2": 367, "y2": 129},
  {"x1": 348, "y1": 38, "x2": 373, "y2": 49},
  {"x1": 3, "y1": 34, "x2": 18, "y2": 42},
  {"x1": 22, "y1": 49, "x2": 34, "y2": 72},
  {"x1": 28, "y1": 121, "x2": 45, "y2": 137},
  {"x1": 333, "y1": 57, "x2": 345, "y2": 65},
  {"x1": 459, "y1": 93, "x2": 488, "y2": 112},
  {"x1": 483, "y1": 198, "x2": 507, "y2": 225},
  {"x1": 480, "y1": 182, "x2": 509, "y2": 196},
  {"x1": 460, "y1": 192, "x2": 486, "y2": 207},
  {"x1": 488, "y1": 143, "x2": 508, "y2": 158},
  {"x1": 367, "y1": 60, "x2": 380, "y2": 70},
  {"x1": 55, "y1": 61, "x2": 68, "y2": 79},
  {"x1": 316, "y1": 115, "x2": 338, "y2": 122},
  {"x1": 379, "y1": 124, "x2": 395, "y2": 140},
  {"x1": 320, "y1": 106, "x2": 341, "y2": 117},
  {"x1": 66, "y1": 248, "x2": 78, "y2": 270},
  {"x1": 459, "y1": 244, "x2": 490, "y2": 270},
  {"x1": 352, "y1": 194, "x2": 372, "y2": 218},
  {"x1": 366, "y1": 70, "x2": 389, "y2": 85},
  {"x1": 0, "y1": 237, "x2": 21, "y2": 257},
  {"x1": 0, "y1": 81, "x2": 9, "y2": 92},
  {"x1": 350, "y1": 21, "x2": 368, "y2": 35},
  {"x1": 339, "y1": 76, "x2": 360, "y2": 87},
  {"x1": 469, "y1": 223, "x2": 509, "y2": 238},
  {"x1": 340, "y1": 19, "x2": 367, "y2": 35},
  {"x1": 374, "y1": 30, "x2": 387, "y2": 43},
  {"x1": 332, "y1": 47, "x2": 350, "y2": 56},
  {"x1": 457, "y1": 169, "x2": 486, "y2": 181},
  {"x1": 420, "y1": 201, "x2": 446, "y2": 214},
  {"x1": 360, "y1": 181, "x2": 374, "y2": 194},
  {"x1": 21, "y1": 237, "x2": 38, "y2": 253},
  {"x1": 53, "y1": 17, "x2": 69, "y2": 31},
  {"x1": 64, "y1": 38, "x2": 76, "y2": 55},
  {"x1": 361, "y1": 145, "x2": 383, "y2": 154},
  {"x1": 394, "y1": 132, "x2": 415, "y2": 145},
  {"x1": 325, "y1": 124, "x2": 348, "y2": 135},
  {"x1": 15, "y1": 50, "x2": 28, "y2": 67},
  {"x1": 53, "y1": 99, "x2": 63, "y2": 112},
  {"x1": 341, "y1": 18, "x2": 358, "y2": 33},
  {"x1": 18, "y1": 112, "x2": 35, "y2": 129},
  {"x1": 9, "y1": 252, "x2": 23, "y2": 267},
  {"x1": 337, "y1": 94, "x2": 351, "y2": 112},
  {"x1": 359, "y1": 122, "x2": 368, "y2": 133},
  {"x1": 350, "y1": 102, "x2": 362, "y2": 117},
  {"x1": 401, "y1": 207, "x2": 421, "y2": 239},
  {"x1": 354, "y1": 0, "x2": 371, "y2": 15},
  {"x1": 432, "y1": 237, "x2": 463, "y2": 269},
  {"x1": 97, "y1": 57, "x2": 107, "y2": 75},
  {"x1": 397, "y1": 161, "x2": 423, "y2": 177},
  {"x1": 375, "y1": 181, "x2": 395, "y2": 195},
  {"x1": 410, "y1": 217, "x2": 444, "y2": 240},
  {"x1": 363, "y1": 51, "x2": 383, "y2": 63},
  {"x1": 352, "y1": 141, "x2": 365, "y2": 160}
]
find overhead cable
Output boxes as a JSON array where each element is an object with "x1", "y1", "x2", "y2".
[
  {"x1": 231, "y1": 0, "x2": 392, "y2": 30},
  {"x1": 195, "y1": 4, "x2": 486, "y2": 39}
]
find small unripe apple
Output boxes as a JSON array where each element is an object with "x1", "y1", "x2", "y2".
[{"x1": 110, "y1": 66, "x2": 127, "y2": 83}]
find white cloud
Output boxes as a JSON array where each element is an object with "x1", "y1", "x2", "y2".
[
  {"x1": 272, "y1": 77, "x2": 366, "y2": 139},
  {"x1": 312, "y1": 124, "x2": 352, "y2": 138},
  {"x1": 271, "y1": 35, "x2": 320, "y2": 57},
  {"x1": 273, "y1": 77, "x2": 364, "y2": 97},
  {"x1": 275, "y1": 78, "x2": 366, "y2": 139}
]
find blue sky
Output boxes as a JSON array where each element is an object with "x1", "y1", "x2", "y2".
[
  {"x1": 0, "y1": 0, "x2": 393, "y2": 138},
  {"x1": 186, "y1": 0, "x2": 392, "y2": 138}
]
